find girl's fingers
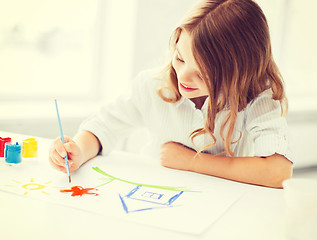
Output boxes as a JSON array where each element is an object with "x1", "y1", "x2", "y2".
[
  {"x1": 51, "y1": 149, "x2": 65, "y2": 166},
  {"x1": 49, "y1": 136, "x2": 81, "y2": 174},
  {"x1": 64, "y1": 142, "x2": 80, "y2": 156},
  {"x1": 68, "y1": 161, "x2": 78, "y2": 173},
  {"x1": 49, "y1": 151, "x2": 73, "y2": 173},
  {"x1": 63, "y1": 136, "x2": 72, "y2": 143},
  {"x1": 55, "y1": 140, "x2": 67, "y2": 158}
]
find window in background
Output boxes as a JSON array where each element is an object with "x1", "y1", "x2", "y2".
[
  {"x1": 0, "y1": 0, "x2": 101, "y2": 101},
  {"x1": 280, "y1": 0, "x2": 317, "y2": 111},
  {"x1": 258, "y1": 0, "x2": 317, "y2": 112},
  {"x1": 131, "y1": 0, "x2": 196, "y2": 77}
]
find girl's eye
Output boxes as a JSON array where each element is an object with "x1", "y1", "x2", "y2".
[{"x1": 176, "y1": 56, "x2": 184, "y2": 63}]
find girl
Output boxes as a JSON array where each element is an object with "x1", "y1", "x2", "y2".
[{"x1": 49, "y1": 0, "x2": 292, "y2": 188}]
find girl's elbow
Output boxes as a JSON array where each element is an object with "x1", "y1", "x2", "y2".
[
  {"x1": 272, "y1": 167, "x2": 292, "y2": 189},
  {"x1": 268, "y1": 154, "x2": 293, "y2": 188}
]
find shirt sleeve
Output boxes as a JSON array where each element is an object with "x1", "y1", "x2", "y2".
[
  {"x1": 245, "y1": 90, "x2": 292, "y2": 162},
  {"x1": 79, "y1": 70, "x2": 151, "y2": 155}
]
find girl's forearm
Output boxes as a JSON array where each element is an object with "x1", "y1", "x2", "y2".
[{"x1": 191, "y1": 152, "x2": 293, "y2": 188}]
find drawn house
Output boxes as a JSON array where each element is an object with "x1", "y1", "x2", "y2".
[{"x1": 119, "y1": 185, "x2": 184, "y2": 213}]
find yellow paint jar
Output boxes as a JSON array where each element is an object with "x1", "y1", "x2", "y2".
[{"x1": 22, "y1": 138, "x2": 38, "y2": 159}]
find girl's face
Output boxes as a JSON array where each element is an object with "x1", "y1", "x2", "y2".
[{"x1": 172, "y1": 30, "x2": 209, "y2": 102}]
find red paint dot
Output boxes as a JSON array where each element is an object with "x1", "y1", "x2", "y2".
[{"x1": 60, "y1": 186, "x2": 98, "y2": 197}]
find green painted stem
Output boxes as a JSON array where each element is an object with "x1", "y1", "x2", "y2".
[
  {"x1": 94, "y1": 179, "x2": 115, "y2": 188},
  {"x1": 92, "y1": 167, "x2": 200, "y2": 192}
]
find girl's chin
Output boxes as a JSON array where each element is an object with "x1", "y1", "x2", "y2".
[
  {"x1": 179, "y1": 91, "x2": 200, "y2": 99},
  {"x1": 179, "y1": 89, "x2": 208, "y2": 101}
]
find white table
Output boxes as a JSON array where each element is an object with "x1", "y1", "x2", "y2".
[{"x1": 0, "y1": 131, "x2": 287, "y2": 240}]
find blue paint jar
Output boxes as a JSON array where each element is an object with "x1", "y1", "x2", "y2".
[{"x1": 5, "y1": 142, "x2": 22, "y2": 164}]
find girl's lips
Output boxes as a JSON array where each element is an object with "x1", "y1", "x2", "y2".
[{"x1": 179, "y1": 83, "x2": 198, "y2": 92}]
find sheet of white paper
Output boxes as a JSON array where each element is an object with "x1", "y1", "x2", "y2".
[{"x1": 0, "y1": 152, "x2": 248, "y2": 234}]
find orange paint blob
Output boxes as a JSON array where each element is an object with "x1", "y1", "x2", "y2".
[{"x1": 60, "y1": 186, "x2": 98, "y2": 197}]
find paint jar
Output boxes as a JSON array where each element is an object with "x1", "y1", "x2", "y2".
[
  {"x1": 0, "y1": 137, "x2": 12, "y2": 158},
  {"x1": 5, "y1": 142, "x2": 22, "y2": 165},
  {"x1": 22, "y1": 138, "x2": 38, "y2": 160}
]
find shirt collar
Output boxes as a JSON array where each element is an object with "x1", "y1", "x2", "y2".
[
  {"x1": 175, "y1": 97, "x2": 209, "y2": 112},
  {"x1": 201, "y1": 97, "x2": 209, "y2": 112}
]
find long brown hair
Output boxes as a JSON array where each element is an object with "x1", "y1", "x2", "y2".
[{"x1": 157, "y1": 0, "x2": 287, "y2": 156}]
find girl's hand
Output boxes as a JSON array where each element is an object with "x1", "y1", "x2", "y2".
[
  {"x1": 49, "y1": 136, "x2": 84, "y2": 173},
  {"x1": 160, "y1": 142, "x2": 196, "y2": 171}
]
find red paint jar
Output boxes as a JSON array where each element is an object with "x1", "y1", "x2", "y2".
[{"x1": 0, "y1": 137, "x2": 12, "y2": 157}]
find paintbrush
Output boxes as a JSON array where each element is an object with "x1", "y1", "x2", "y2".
[{"x1": 54, "y1": 99, "x2": 71, "y2": 183}]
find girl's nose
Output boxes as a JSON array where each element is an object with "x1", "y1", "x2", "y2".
[{"x1": 177, "y1": 67, "x2": 192, "y2": 83}]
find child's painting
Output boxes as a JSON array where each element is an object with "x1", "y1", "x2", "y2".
[{"x1": 0, "y1": 153, "x2": 247, "y2": 234}]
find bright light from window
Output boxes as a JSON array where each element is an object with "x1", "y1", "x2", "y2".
[
  {"x1": 258, "y1": 0, "x2": 317, "y2": 111},
  {"x1": 0, "y1": 0, "x2": 100, "y2": 100},
  {"x1": 281, "y1": 0, "x2": 317, "y2": 99}
]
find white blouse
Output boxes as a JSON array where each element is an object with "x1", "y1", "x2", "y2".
[{"x1": 80, "y1": 69, "x2": 291, "y2": 161}]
